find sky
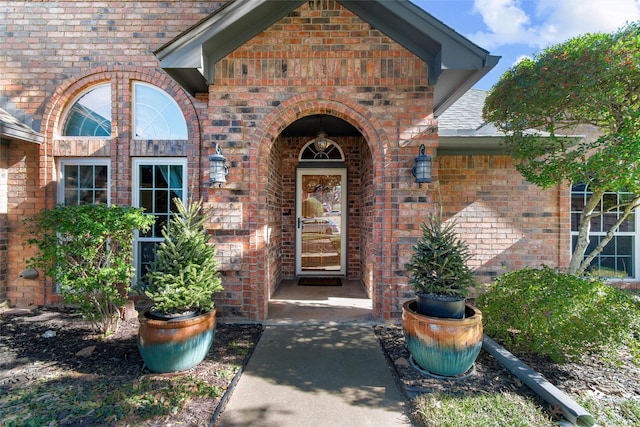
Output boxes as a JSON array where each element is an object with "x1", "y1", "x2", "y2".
[{"x1": 411, "y1": 0, "x2": 640, "y2": 89}]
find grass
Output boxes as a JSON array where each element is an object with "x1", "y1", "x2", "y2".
[
  {"x1": 0, "y1": 373, "x2": 222, "y2": 426},
  {"x1": 413, "y1": 388, "x2": 640, "y2": 426},
  {"x1": 414, "y1": 392, "x2": 555, "y2": 427},
  {"x1": 577, "y1": 395, "x2": 640, "y2": 426}
]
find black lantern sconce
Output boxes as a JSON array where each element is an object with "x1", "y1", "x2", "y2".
[
  {"x1": 412, "y1": 144, "x2": 432, "y2": 187},
  {"x1": 209, "y1": 143, "x2": 228, "y2": 188}
]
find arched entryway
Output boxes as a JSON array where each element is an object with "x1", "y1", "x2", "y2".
[{"x1": 259, "y1": 110, "x2": 379, "y2": 322}]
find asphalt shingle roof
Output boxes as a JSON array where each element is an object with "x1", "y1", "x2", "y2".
[{"x1": 438, "y1": 89, "x2": 502, "y2": 137}]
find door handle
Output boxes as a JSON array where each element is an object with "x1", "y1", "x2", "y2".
[{"x1": 297, "y1": 217, "x2": 301, "y2": 228}]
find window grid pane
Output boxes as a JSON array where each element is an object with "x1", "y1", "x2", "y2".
[
  {"x1": 571, "y1": 184, "x2": 636, "y2": 278},
  {"x1": 133, "y1": 83, "x2": 187, "y2": 140},
  {"x1": 136, "y1": 162, "x2": 184, "y2": 286},
  {"x1": 63, "y1": 164, "x2": 108, "y2": 205}
]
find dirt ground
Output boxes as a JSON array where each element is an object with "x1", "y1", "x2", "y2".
[{"x1": 1, "y1": 307, "x2": 638, "y2": 426}]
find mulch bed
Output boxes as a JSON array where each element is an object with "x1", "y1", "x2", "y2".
[
  {"x1": 374, "y1": 323, "x2": 640, "y2": 423},
  {"x1": 0, "y1": 307, "x2": 263, "y2": 426},
  {"x1": 1, "y1": 307, "x2": 638, "y2": 426}
]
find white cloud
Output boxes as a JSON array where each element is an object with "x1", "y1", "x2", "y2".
[
  {"x1": 469, "y1": 0, "x2": 640, "y2": 50},
  {"x1": 512, "y1": 54, "x2": 530, "y2": 66}
]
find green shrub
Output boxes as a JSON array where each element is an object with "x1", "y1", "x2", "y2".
[
  {"x1": 476, "y1": 266, "x2": 640, "y2": 364},
  {"x1": 25, "y1": 204, "x2": 154, "y2": 334}
]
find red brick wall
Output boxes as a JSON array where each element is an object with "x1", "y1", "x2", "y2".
[
  {"x1": 0, "y1": 0, "x2": 571, "y2": 319},
  {"x1": 436, "y1": 155, "x2": 570, "y2": 288},
  {"x1": 0, "y1": 141, "x2": 8, "y2": 302},
  {"x1": 1, "y1": 1, "x2": 222, "y2": 306},
  {"x1": 205, "y1": 0, "x2": 435, "y2": 320}
]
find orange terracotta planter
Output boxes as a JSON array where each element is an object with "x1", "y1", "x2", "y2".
[
  {"x1": 402, "y1": 300, "x2": 482, "y2": 377},
  {"x1": 138, "y1": 309, "x2": 217, "y2": 373}
]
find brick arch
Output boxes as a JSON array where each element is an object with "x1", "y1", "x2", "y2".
[
  {"x1": 257, "y1": 94, "x2": 389, "y2": 167},
  {"x1": 253, "y1": 93, "x2": 391, "y2": 319},
  {"x1": 40, "y1": 66, "x2": 204, "y2": 204}
]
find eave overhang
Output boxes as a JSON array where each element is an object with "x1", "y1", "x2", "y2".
[
  {"x1": 0, "y1": 108, "x2": 44, "y2": 144},
  {"x1": 154, "y1": 0, "x2": 499, "y2": 116}
]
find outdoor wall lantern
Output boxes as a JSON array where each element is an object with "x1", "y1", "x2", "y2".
[
  {"x1": 412, "y1": 144, "x2": 432, "y2": 187},
  {"x1": 209, "y1": 143, "x2": 228, "y2": 188}
]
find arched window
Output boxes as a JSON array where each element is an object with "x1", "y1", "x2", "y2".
[
  {"x1": 62, "y1": 84, "x2": 111, "y2": 136},
  {"x1": 298, "y1": 140, "x2": 345, "y2": 161},
  {"x1": 133, "y1": 82, "x2": 188, "y2": 139}
]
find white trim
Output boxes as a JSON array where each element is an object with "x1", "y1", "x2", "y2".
[
  {"x1": 56, "y1": 158, "x2": 111, "y2": 205},
  {"x1": 132, "y1": 157, "x2": 188, "y2": 281},
  {"x1": 570, "y1": 186, "x2": 639, "y2": 280},
  {"x1": 298, "y1": 140, "x2": 345, "y2": 162}
]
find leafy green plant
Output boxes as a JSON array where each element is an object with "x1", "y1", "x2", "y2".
[
  {"x1": 476, "y1": 266, "x2": 640, "y2": 364},
  {"x1": 24, "y1": 204, "x2": 154, "y2": 334},
  {"x1": 142, "y1": 198, "x2": 223, "y2": 315},
  {"x1": 405, "y1": 215, "x2": 475, "y2": 297}
]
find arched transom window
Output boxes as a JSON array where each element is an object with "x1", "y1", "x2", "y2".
[
  {"x1": 133, "y1": 82, "x2": 188, "y2": 140},
  {"x1": 62, "y1": 84, "x2": 112, "y2": 137},
  {"x1": 298, "y1": 140, "x2": 345, "y2": 161}
]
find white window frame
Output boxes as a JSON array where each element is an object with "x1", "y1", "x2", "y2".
[
  {"x1": 132, "y1": 81, "x2": 188, "y2": 140},
  {"x1": 132, "y1": 157, "x2": 188, "y2": 282},
  {"x1": 59, "y1": 83, "x2": 112, "y2": 139},
  {"x1": 57, "y1": 158, "x2": 111, "y2": 205},
  {"x1": 570, "y1": 186, "x2": 639, "y2": 280}
]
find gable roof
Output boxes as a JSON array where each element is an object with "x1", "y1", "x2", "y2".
[
  {"x1": 0, "y1": 107, "x2": 44, "y2": 144},
  {"x1": 155, "y1": 0, "x2": 499, "y2": 116}
]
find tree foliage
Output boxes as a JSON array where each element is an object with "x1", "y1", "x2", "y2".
[
  {"x1": 24, "y1": 204, "x2": 154, "y2": 334},
  {"x1": 483, "y1": 23, "x2": 640, "y2": 274},
  {"x1": 405, "y1": 215, "x2": 475, "y2": 298},
  {"x1": 142, "y1": 198, "x2": 223, "y2": 315}
]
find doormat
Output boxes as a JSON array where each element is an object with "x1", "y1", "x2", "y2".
[{"x1": 298, "y1": 277, "x2": 342, "y2": 286}]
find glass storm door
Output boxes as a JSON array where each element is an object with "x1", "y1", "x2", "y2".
[{"x1": 296, "y1": 168, "x2": 347, "y2": 276}]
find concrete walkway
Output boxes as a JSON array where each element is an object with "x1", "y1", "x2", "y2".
[{"x1": 216, "y1": 324, "x2": 413, "y2": 426}]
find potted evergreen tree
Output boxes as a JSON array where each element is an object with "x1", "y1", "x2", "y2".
[
  {"x1": 402, "y1": 214, "x2": 483, "y2": 377},
  {"x1": 405, "y1": 214, "x2": 475, "y2": 319},
  {"x1": 137, "y1": 197, "x2": 223, "y2": 373}
]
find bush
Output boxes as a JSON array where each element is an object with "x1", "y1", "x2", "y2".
[
  {"x1": 476, "y1": 266, "x2": 640, "y2": 364},
  {"x1": 25, "y1": 204, "x2": 154, "y2": 334}
]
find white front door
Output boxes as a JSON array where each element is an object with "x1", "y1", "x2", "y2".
[{"x1": 295, "y1": 167, "x2": 347, "y2": 276}]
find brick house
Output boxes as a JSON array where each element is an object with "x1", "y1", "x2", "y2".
[{"x1": 1, "y1": 0, "x2": 635, "y2": 321}]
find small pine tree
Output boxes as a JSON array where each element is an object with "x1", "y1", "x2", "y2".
[
  {"x1": 144, "y1": 198, "x2": 223, "y2": 315},
  {"x1": 405, "y1": 215, "x2": 475, "y2": 298}
]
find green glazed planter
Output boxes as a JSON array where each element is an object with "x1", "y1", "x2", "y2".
[
  {"x1": 138, "y1": 309, "x2": 216, "y2": 373},
  {"x1": 402, "y1": 300, "x2": 482, "y2": 377}
]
